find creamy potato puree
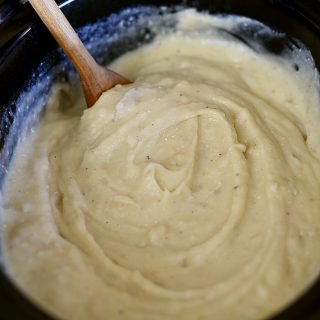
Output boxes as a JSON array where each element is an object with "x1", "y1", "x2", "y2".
[{"x1": 2, "y1": 10, "x2": 320, "y2": 320}]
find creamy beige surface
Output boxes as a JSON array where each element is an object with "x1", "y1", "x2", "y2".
[{"x1": 2, "y1": 10, "x2": 320, "y2": 320}]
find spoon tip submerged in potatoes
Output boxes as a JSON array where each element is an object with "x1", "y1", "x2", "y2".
[{"x1": 29, "y1": 0, "x2": 131, "y2": 107}]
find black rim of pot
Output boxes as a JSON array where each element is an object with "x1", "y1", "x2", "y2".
[{"x1": 0, "y1": 1, "x2": 320, "y2": 319}]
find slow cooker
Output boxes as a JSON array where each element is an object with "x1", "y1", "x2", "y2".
[{"x1": 0, "y1": 0, "x2": 320, "y2": 319}]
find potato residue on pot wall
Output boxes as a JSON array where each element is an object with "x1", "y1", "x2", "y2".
[{"x1": 2, "y1": 10, "x2": 320, "y2": 320}]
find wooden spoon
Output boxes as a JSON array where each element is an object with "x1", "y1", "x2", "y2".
[{"x1": 28, "y1": 0, "x2": 131, "y2": 107}]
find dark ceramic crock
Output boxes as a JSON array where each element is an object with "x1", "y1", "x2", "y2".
[{"x1": 0, "y1": 1, "x2": 320, "y2": 319}]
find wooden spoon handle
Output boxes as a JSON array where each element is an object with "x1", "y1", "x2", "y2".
[{"x1": 28, "y1": 0, "x2": 130, "y2": 107}]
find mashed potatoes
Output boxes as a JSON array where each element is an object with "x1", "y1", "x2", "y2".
[{"x1": 2, "y1": 10, "x2": 320, "y2": 320}]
